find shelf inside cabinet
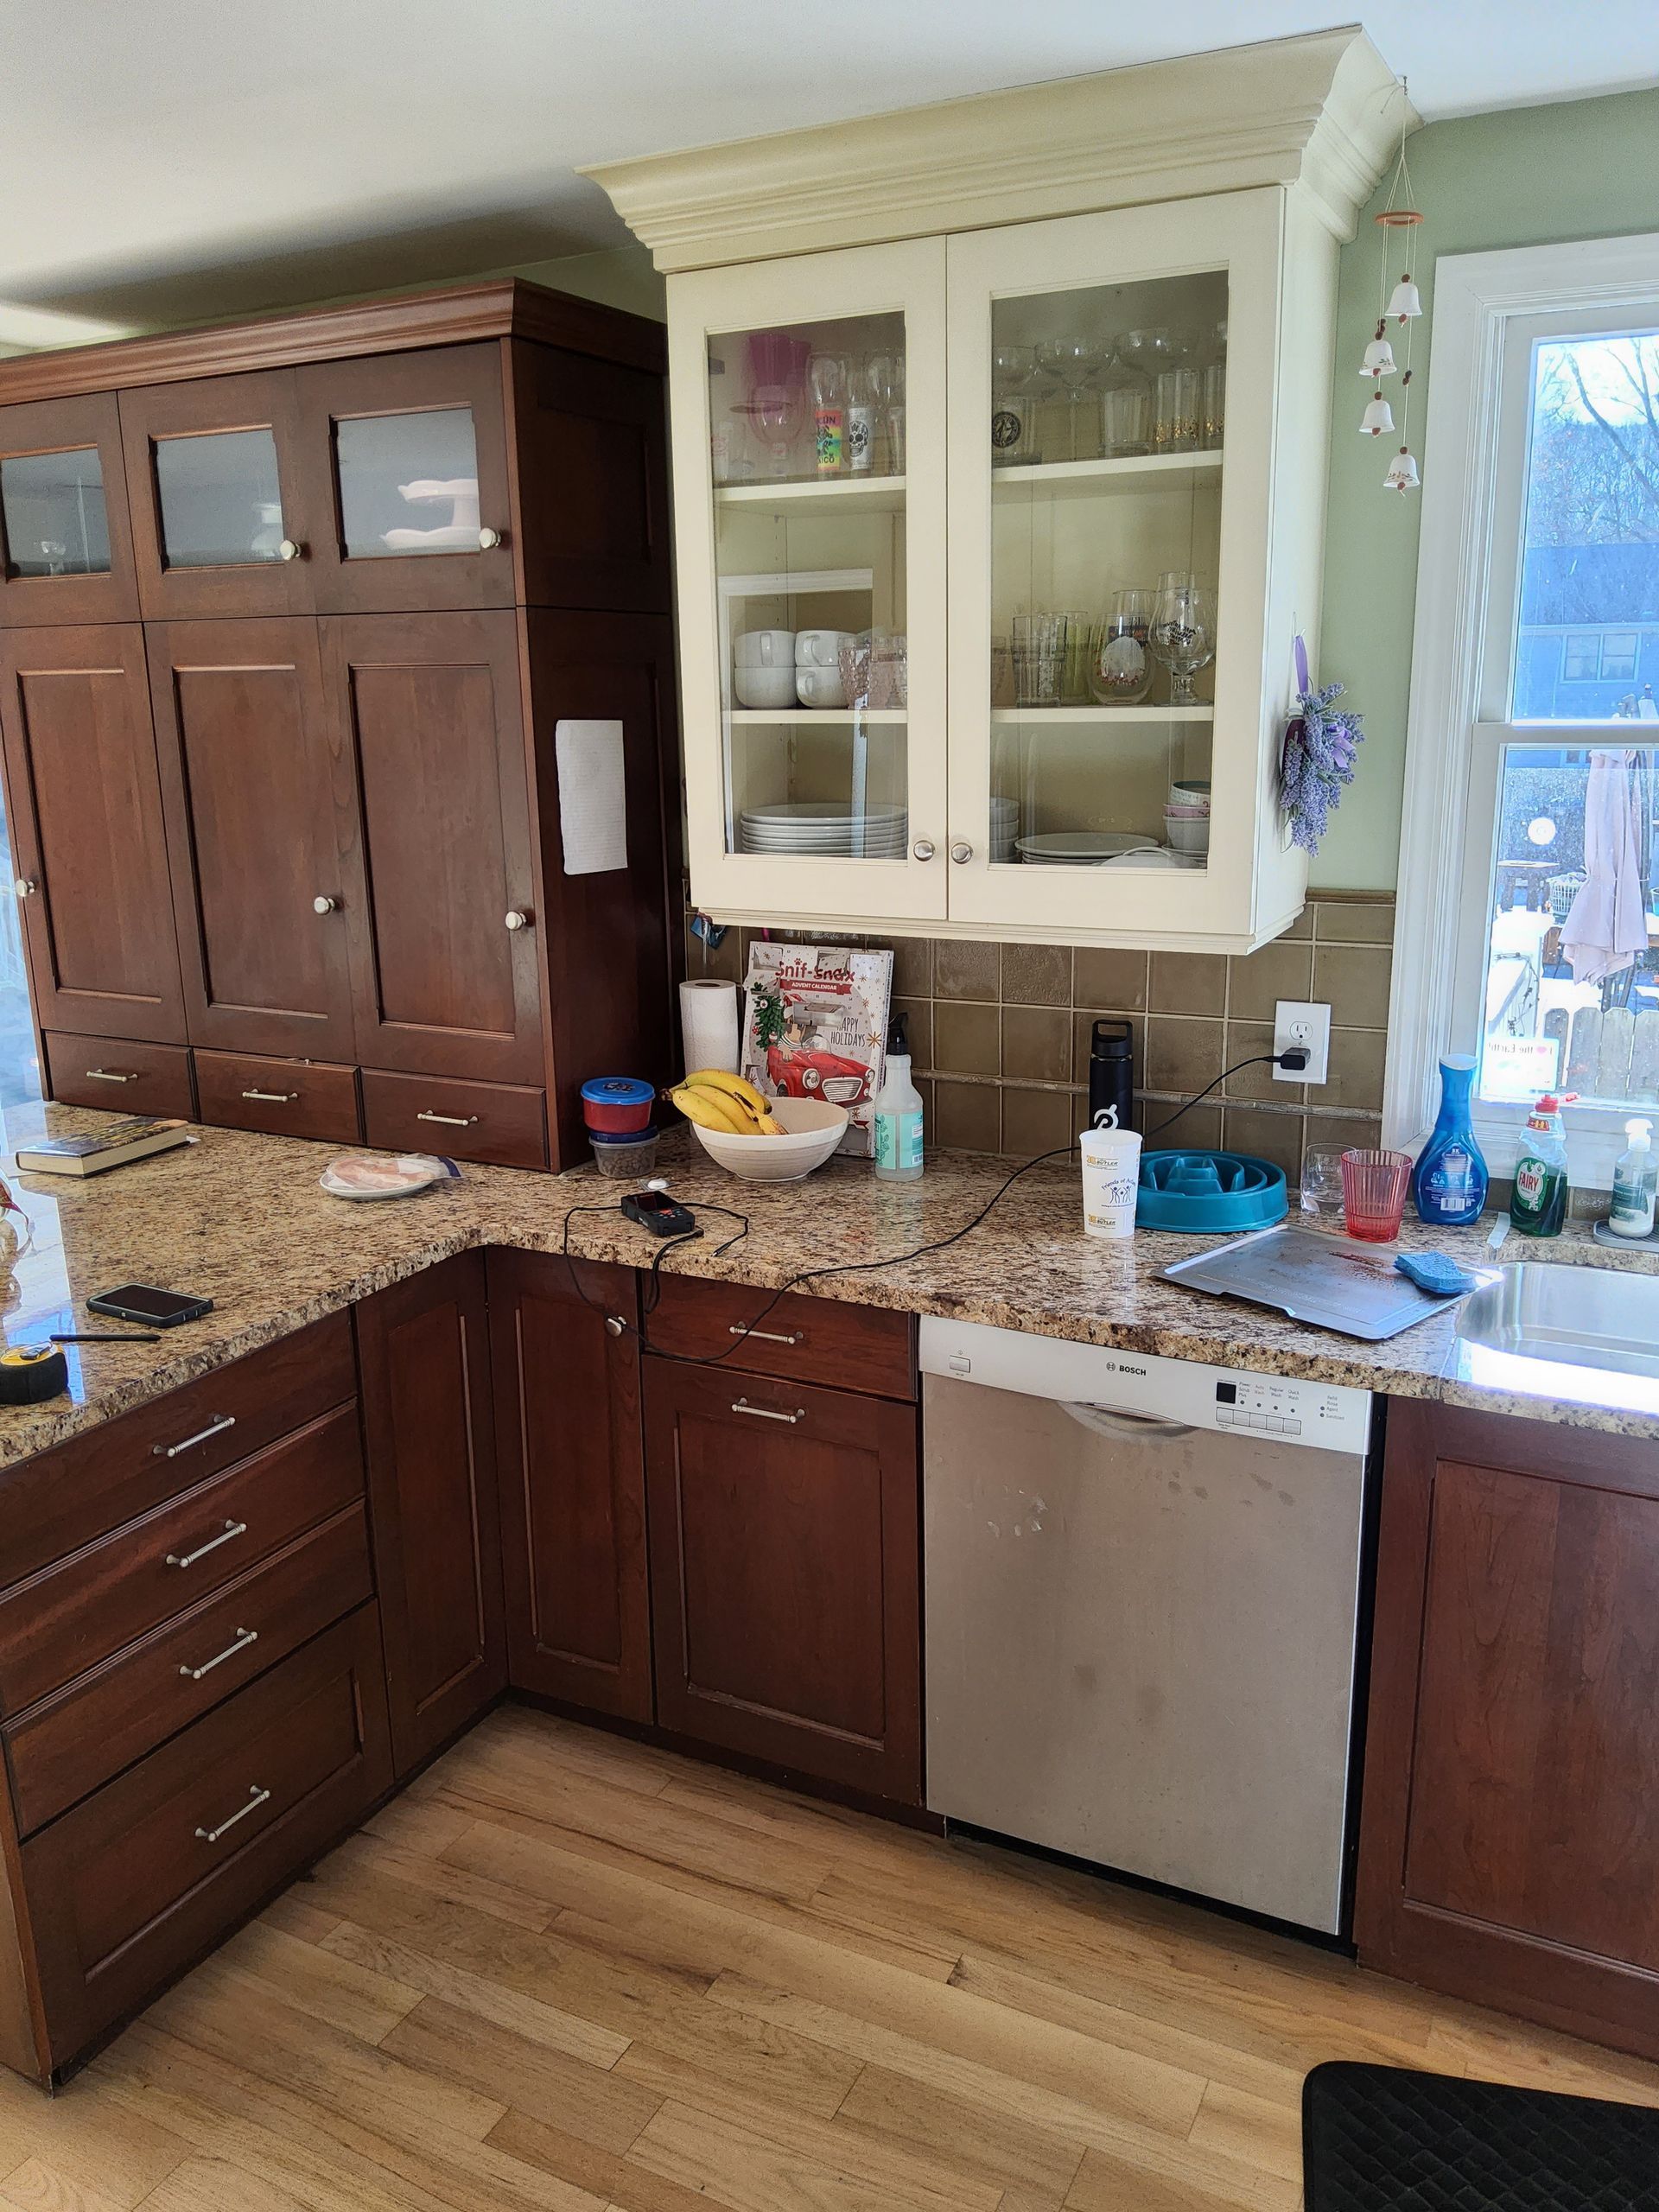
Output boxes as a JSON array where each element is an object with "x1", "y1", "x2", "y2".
[
  {"x1": 727, "y1": 708, "x2": 906, "y2": 724},
  {"x1": 715, "y1": 475, "x2": 907, "y2": 516},
  {"x1": 993, "y1": 452, "x2": 1223, "y2": 503},
  {"x1": 990, "y1": 705, "x2": 1213, "y2": 725}
]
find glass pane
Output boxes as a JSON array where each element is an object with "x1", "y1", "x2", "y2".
[
  {"x1": 1476, "y1": 743, "x2": 1659, "y2": 1109},
  {"x1": 988, "y1": 272, "x2": 1226, "y2": 873},
  {"x1": 1514, "y1": 329, "x2": 1659, "y2": 720},
  {"x1": 154, "y1": 429, "x2": 284, "y2": 568},
  {"x1": 335, "y1": 408, "x2": 480, "y2": 558},
  {"x1": 709, "y1": 311, "x2": 908, "y2": 860},
  {"x1": 0, "y1": 448, "x2": 111, "y2": 576}
]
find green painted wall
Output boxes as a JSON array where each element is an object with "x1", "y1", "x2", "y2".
[{"x1": 1313, "y1": 83, "x2": 1659, "y2": 890}]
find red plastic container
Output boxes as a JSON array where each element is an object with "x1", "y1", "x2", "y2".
[{"x1": 581, "y1": 1077, "x2": 655, "y2": 1135}]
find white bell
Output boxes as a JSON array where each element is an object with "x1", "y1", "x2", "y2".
[
  {"x1": 1387, "y1": 276, "x2": 1422, "y2": 320},
  {"x1": 1361, "y1": 394, "x2": 1396, "y2": 436},
  {"x1": 1360, "y1": 337, "x2": 1397, "y2": 376},
  {"x1": 1384, "y1": 448, "x2": 1421, "y2": 492}
]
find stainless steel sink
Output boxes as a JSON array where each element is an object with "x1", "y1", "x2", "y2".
[{"x1": 1455, "y1": 1262, "x2": 1659, "y2": 1383}]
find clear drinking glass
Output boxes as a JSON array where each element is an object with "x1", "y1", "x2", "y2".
[
  {"x1": 1299, "y1": 1143, "x2": 1348, "y2": 1218},
  {"x1": 876, "y1": 351, "x2": 906, "y2": 474},
  {"x1": 1148, "y1": 575, "x2": 1217, "y2": 706},
  {"x1": 1012, "y1": 612, "x2": 1066, "y2": 706},
  {"x1": 1201, "y1": 319, "x2": 1228, "y2": 450},
  {"x1": 846, "y1": 354, "x2": 880, "y2": 475},
  {"x1": 1034, "y1": 336, "x2": 1104, "y2": 461},
  {"x1": 809, "y1": 353, "x2": 849, "y2": 476},
  {"x1": 1154, "y1": 367, "x2": 1202, "y2": 454},
  {"x1": 1087, "y1": 588, "x2": 1155, "y2": 705},
  {"x1": 1099, "y1": 356, "x2": 1153, "y2": 458},
  {"x1": 1059, "y1": 611, "x2": 1099, "y2": 705},
  {"x1": 991, "y1": 343, "x2": 1037, "y2": 467},
  {"x1": 747, "y1": 330, "x2": 810, "y2": 479}
]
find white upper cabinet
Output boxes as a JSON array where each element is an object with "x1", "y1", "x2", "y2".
[{"x1": 594, "y1": 29, "x2": 1411, "y2": 951}]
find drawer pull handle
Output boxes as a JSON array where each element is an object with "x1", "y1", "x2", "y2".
[
  {"x1": 179, "y1": 1625, "x2": 257, "y2": 1681},
  {"x1": 728, "y1": 1324, "x2": 805, "y2": 1347},
  {"x1": 166, "y1": 1518, "x2": 247, "y2": 1569},
  {"x1": 241, "y1": 1088, "x2": 298, "y2": 1103},
  {"x1": 153, "y1": 1414, "x2": 236, "y2": 1461},
  {"x1": 195, "y1": 1783, "x2": 270, "y2": 1845},
  {"x1": 731, "y1": 1398, "x2": 805, "y2": 1425},
  {"x1": 416, "y1": 1110, "x2": 479, "y2": 1128},
  {"x1": 84, "y1": 1067, "x2": 135, "y2": 1084}
]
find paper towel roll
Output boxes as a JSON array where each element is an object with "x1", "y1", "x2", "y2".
[{"x1": 680, "y1": 979, "x2": 740, "y2": 1075}]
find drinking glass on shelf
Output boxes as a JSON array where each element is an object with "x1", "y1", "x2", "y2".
[
  {"x1": 1060, "y1": 612, "x2": 1100, "y2": 705},
  {"x1": 1202, "y1": 319, "x2": 1228, "y2": 450},
  {"x1": 1148, "y1": 574, "x2": 1217, "y2": 707},
  {"x1": 847, "y1": 355, "x2": 882, "y2": 475},
  {"x1": 1034, "y1": 336, "x2": 1104, "y2": 461},
  {"x1": 1154, "y1": 366, "x2": 1202, "y2": 454},
  {"x1": 747, "y1": 331, "x2": 810, "y2": 479},
  {"x1": 1087, "y1": 588, "x2": 1155, "y2": 705},
  {"x1": 1099, "y1": 347, "x2": 1152, "y2": 458},
  {"x1": 1012, "y1": 612, "x2": 1066, "y2": 706},
  {"x1": 991, "y1": 343, "x2": 1037, "y2": 467},
  {"x1": 809, "y1": 353, "x2": 849, "y2": 475},
  {"x1": 874, "y1": 351, "x2": 906, "y2": 474}
]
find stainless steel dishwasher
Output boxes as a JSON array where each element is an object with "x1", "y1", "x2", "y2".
[{"x1": 921, "y1": 1315, "x2": 1372, "y2": 1934}]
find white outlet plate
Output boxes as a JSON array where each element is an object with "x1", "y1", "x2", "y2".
[{"x1": 1274, "y1": 1000, "x2": 1331, "y2": 1085}]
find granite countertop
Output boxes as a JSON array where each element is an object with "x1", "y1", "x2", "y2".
[{"x1": 0, "y1": 1105, "x2": 1655, "y2": 1471}]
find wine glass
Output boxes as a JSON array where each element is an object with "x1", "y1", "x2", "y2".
[
  {"x1": 747, "y1": 330, "x2": 809, "y2": 479},
  {"x1": 1148, "y1": 574, "x2": 1217, "y2": 706},
  {"x1": 1034, "y1": 335, "x2": 1103, "y2": 461}
]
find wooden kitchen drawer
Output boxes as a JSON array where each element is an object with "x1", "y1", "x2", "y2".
[
  {"x1": 361, "y1": 1068, "x2": 546, "y2": 1169},
  {"x1": 644, "y1": 1274, "x2": 917, "y2": 1401},
  {"x1": 42, "y1": 1032, "x2": 194, "y2": 1119},
  {"x1": 22, "y1": 1602, "x2": 391, "y2": 2066},
  {"x1": 0, "y1": 1400, "x2": 365, "y2": 1714},
  {"x1": 6, "y1": 1503, "x2": 372, "y2": 1834},
  {"x1": 193, "y1": 1051, "x2": 362, "y2": 1142},
  {"x1": 0, "y1": 1313, "x2": 356, "y2": 1591}
]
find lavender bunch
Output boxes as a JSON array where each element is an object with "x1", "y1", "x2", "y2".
[{"x1": 1281, "y1": 679, "x2": 1363, "y2": 855}]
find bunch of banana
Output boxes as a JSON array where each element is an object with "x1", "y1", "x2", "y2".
[{"x1": 667, "y1": 1068, "x2": 785, "y2": 1135}]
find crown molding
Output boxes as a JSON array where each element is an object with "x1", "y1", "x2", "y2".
[{"x1": 587, "y1": 28, "x2": 1415, "y2": 271}]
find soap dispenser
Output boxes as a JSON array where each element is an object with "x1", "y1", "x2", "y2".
[
  {"x1": 1608, "y1": 1116, "x2": 1657, "y2": 1238},
  {"x1": 872, "y1": 1011, "x2": 925, "y2": 1182}
]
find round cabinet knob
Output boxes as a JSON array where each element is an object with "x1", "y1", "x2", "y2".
[
  {"x1": 912, "y1": 839, "x2": 936, "y2": 862},
  {"x1": 11, "y1": 879, "x2": 35, "y2": 898},
  {"x1": 604, "y1": 1315, "x2": 626, "y2": 1338},
  {"x1": 477, "y1": 527, "x2": 502, "y2": 550},
  {"x1": 950, "y1": 841, "x2": 974, "y2": 865},
  {"x1": 277, "y1": 538, "x2": 304, "y2": 562},
  {"x1": 312, "y1": 895, "x2": 339, "y2": 914},
  {"x1": 504, "y1": 909, "x2": 531, "y2": 931}
]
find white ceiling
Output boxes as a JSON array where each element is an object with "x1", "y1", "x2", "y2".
[{"x1": 4, "y1": 0, "x2": 1658, "y2": 343}]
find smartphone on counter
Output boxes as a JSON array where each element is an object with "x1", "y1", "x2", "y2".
[{"x1": 86, "y1": 1284, "x2": 214, "y2": 1328}]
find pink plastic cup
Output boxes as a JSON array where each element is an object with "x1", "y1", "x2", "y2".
[{"x1": 1340, "y1": 1147, "x2": 1413, "y2": 1242}]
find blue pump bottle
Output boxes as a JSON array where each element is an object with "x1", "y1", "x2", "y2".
[{"x1": 1412, "y1": 1053, "x2": 1489, "y2": 1225}]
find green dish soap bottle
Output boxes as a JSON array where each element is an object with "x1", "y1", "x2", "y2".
[{"x1": 1510, "y1": 1093, "x2": 1573, "y2": 1237}]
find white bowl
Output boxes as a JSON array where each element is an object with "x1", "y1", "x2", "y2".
[
  {"x1": 733, "y1": 664, "x2": 798, "y2": 709},
  {"x1": 1164, "y1": 813, "x2": 1211, "y2": 854},
  {"x1": 690, "y1": 1095, "x2": 849, "y2": 1181}
]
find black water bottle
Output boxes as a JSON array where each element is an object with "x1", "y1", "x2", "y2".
[{"x1": 1087, "y1": 1018, "x2": 1135, "y2": 1135}]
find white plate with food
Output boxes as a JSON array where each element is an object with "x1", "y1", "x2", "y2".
[{"x1": 320, "y1": 1152, "x2": 458, "y2": 1200}]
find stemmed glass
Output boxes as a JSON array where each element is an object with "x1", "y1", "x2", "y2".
[
  {"x1": 1034, "y1": 336, "x2": 1104, "y2": 461},
  {"x1": 1147, "y1": 573, "x2": 1217, "y2": 706},
  {"x1": 747, "y1": 331, "x2": 809, "y2": 480}
]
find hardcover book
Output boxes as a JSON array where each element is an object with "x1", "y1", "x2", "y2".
[{"x1": 15, "y1": 1118, "x2": 194, "y2": 1178}]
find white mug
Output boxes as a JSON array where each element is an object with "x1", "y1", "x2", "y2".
[
  {"x1": 734, "y1": 664, "x2": 799, "y2": 709},
  {"x1": 794, "y1": 664, "x2": 849, "y2": 709},
  {"x1": 1079, "y1": 1126, "x2": 1142, "y2": 1240},
  {"x1": 794, "y1": 627, "x2": 851, "y2": 669},
  {"x1": 734, "y1": 628, "x2": 795, "y2": 669}
]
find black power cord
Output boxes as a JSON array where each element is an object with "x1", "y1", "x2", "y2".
[{"x1": 557, "y1": 1048, "x2": 1309, "y2": 1363}]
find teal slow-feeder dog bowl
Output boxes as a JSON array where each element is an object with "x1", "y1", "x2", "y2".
[{"x1": 1136, "y1": 1149, "x2": 1287, "y2": 1234}]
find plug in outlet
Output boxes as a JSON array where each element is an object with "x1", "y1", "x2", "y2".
[{"x1": 1273, "y1": 1000, "x2": 1331, "y2": 1085}]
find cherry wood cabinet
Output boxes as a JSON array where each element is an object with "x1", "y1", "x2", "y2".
[
  {"x1": 0, "y1": 393, "x2": 139, "y2": 627},
  {"x1": 508, "y1": 341, "x2": 671, "y2": 613},
  {"x1": 642, "y1": 1355, "x2": 923, "y2": 1802},
  {"x1": 1357, "y1": 1398, "x2": 1659, "y2": 2063},
  {"x1": 146, "y1": 616, "x2": 361, "y2": 1061},
  {"x1": 0, "y1": 623, "x2": 185, "y2": 1043},
  {"x1": 488, "y1": 1250, "x2": 653, "y2": 1723},
  {"x1": 357, "y1": 1252, "x2": 505, "y2": 1777}
]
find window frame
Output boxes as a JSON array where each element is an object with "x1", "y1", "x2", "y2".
[{"x1": 1387, "y1": 231, "x2": 1659, "y2": 1188}]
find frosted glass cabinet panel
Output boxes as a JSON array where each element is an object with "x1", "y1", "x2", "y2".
[
  {"x1": 0, "y1": 448, "x2": 111, "y2": 576},
  {"x1": 335, "y1": 406, "x2": 481, "y2": 558},
  {"x1": 153, "y1": 428, "x2": 287, "y2": 568},
  {"x1": 670, "y1": 239, "x2": 949, "y2": 925}
]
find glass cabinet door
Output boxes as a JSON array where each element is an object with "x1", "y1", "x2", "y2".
[
  {"x1": 119, "y1": 371, "x2": 315, "y2": 620},
  {"x1": 295, "y1": 346, "x2": 513, "y2": 614},
  {"x1": 946, "y1": 194, "x2": 1281, "y2": 942},
  {"x1": 671, "y1": 238, "x2": 947, "y2": 924},
  {"x1": 0, "y1": 394, "x2": 139, "y2": 625}
]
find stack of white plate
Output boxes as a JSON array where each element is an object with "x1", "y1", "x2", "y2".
[
  {"x1": 990, "y1": 796, "x2": 1019, "y2": 863},
  {"x1": 1014, "y1": 832, "x2": 1160, "y2": 868},
  {"x1": 739, "y1": 801, "x2": 908, "y2": 858}
]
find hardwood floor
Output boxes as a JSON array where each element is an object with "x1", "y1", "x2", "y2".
[{"x1": 4, "y1": 1705, "x2": 1657, "y2": 2212}]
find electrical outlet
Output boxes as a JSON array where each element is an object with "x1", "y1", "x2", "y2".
[{"x1": 1274, "y1": 1000, "x2": 1332, "y2": 1085}]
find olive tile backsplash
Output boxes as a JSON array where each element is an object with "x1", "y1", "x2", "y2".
[{"x1": 683, "y1": 892, "x2": 1393, "y2": 1185}]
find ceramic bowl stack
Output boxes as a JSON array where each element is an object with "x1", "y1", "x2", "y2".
[
  {"x1": 1164, "y1": 778, "x2": 1211, "y2": 858},
  {"x1": 991, "y1": 797, "x2": 1019, "y2": 863},
  {"x1": 738, "y1": 800, "x2": 907, "y2": 858}
]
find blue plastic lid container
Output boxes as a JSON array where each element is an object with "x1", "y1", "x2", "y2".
[
  {"x1": 581, "y1": 1077, "x2": 655, "y2": 1109},
  {"x1": 1136, "y1": 1149, "x2": 1287, "y2": 1234}
]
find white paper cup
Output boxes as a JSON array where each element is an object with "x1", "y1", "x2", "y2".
[{"x1": 1079, "y1": 1126, "x2": 1142, "y2": 1240}]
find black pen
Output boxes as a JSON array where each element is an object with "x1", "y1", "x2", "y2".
[{"x1": 48, "y1": 1331, "x2": 163, "y2": 1345}]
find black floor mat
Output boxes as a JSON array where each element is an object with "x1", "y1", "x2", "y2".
[{"x1": 1304, "y1": 2061, "x2": 1659, "y2": 2212}]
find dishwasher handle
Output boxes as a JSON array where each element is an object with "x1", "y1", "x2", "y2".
[{"x1": 1061, "y1": 1400, "x2": 1196, "y2": 1443}]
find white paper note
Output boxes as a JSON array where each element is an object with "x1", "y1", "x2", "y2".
[{"x1": 555, "y1": 718, "x2": 628, "y2": 875}]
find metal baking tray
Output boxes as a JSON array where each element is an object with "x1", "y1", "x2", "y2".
[{"x1": 1162, "y1": 1226, "x2": 1479, "y2": 1340}]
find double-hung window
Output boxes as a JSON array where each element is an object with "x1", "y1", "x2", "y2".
[{"x1": 1389, "y1": 232, "x2": 1659, "y2": 1185}]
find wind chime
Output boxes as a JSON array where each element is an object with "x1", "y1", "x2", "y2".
[{"x1": 1361, "y1": 92, "x2": 1423, "y2": 492}]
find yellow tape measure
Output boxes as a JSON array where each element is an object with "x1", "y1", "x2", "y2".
[{"x1": 0, "y1": 1345, "x2": 68, "y2": 1403}]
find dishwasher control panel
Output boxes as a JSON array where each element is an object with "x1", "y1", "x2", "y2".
[{"x1": 918, "y1": 1316, "x2": 1373, "y2": 1455}]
